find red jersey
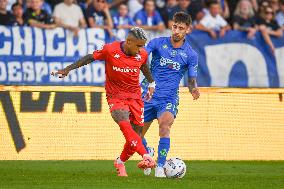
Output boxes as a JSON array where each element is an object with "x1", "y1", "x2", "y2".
[{"x1": 93, "y1": 41, "x2": 148, "y2": 99}]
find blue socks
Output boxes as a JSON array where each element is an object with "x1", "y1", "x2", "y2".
[
  {"x1": 142, "y1": 137, "x2": 148, "y2": 153},
  {"x1": 143, "y1": 137, "x2": 171, "y2": 167},
  {"x1": 157, "y1": 137, "x2": 170, "y2": 167}
]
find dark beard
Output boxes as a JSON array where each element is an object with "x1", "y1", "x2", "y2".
[{"x1": 172, "y1": 35, "x2": 184, "y2": 42}]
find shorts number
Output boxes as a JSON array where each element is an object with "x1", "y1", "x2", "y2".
[
  {"x1": 166, "y1": 103, "x2": 176, "y2": 111},
  {"x1": 166, "y1": 103, "x2": 172, "y2": 110}
]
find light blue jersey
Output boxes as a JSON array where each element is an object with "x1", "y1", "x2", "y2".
[{"x1": 141, "y1": 37, "x2": 198, "y2": 121}]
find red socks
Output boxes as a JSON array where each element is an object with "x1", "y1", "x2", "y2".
[
  {"x1": 120, "y1": 142, "x2": 136, "y2": 162},
  {"x1": 118, "y1": 121, "x2": 147, "y2": 162}
]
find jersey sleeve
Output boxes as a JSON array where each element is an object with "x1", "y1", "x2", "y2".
[
  {"x1": 128, "y1": 16, "x2": 135, "y2": 26},
  {"x1": 154, "y1": 11, "x2": 163, "y2": 25},
  {"x1": 52, "y1": 5, "x2": 60, "y2": 18},
  {"x1": 145, "y1": 38, "x2": 158, "y2": 54},
  {"x1": 77, "y1": 6, "x2": 85, "y2": 20},
  {"x1": 86, "y1": 7, "x2": 94, "y2": 20},
  {"x1": 93, "y1": 44, "x2": 108, "y2": 61},
  {"x1": 272, "y1": 20, "x2": 280, "y2": 30},
  {"x1": 187, "y1": 51, "x2": 198, "y2": 78},
  {"x1": 43, "y1": 11, "x2": 54, "y2": 24},
  {"x1": 200, "y1": 15, "x2": 210, "y2": 27},
  {"x1": 134, "y1": 11, "x2": 143, "y2": 23},
  {"x1": 217, "y1": 15, "x2": 228, "y2": 28},
  {"x1": 113, "y1": 16, "x2": 118, "y2": 28}
]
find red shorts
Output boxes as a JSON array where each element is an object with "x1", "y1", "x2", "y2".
[{"x1": 107, "y1": 98, "x2": 144, "y2": 126}]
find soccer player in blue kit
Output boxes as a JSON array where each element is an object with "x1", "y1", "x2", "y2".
[{"x1": 141, "y1": 12, "x2": 200, "y2": 177}]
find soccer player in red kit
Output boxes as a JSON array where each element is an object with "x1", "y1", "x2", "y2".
[{"x1": 51, "y1": 27, "x2": 156, "y2": 177}]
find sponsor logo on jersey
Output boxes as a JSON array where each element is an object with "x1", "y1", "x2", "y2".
[
  {"x1": 159, "y1": 57, "x2": 180, "y2": 70},
  {"x1": 112, "y1": 66, "x2": 138, "y2": 73},
  {"x1": 162, "y1": 44, "x2": 168, "y2": 49}
]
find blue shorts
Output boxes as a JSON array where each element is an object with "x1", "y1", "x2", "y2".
[{"x1": 143, "y1": 98, "x2": 179, "y2": 122}]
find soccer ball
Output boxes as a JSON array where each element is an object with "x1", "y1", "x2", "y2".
[{"x1": 164, "y1": 157, "x2": 186, "y2": 178}]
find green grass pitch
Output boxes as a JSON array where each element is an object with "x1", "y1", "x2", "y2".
[{"x1": 0, "y1": 161, "x2": 283, "y2": 189}]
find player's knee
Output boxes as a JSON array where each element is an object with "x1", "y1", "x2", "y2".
[{"x1": 159, "y1": 125, "x2": 170, "y2": 137}]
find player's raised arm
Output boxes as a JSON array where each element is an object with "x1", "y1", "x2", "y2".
[{"x1": 51, "y1": 54, "x2": 94, "y2": 78}]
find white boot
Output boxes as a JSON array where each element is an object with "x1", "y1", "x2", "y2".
[{"x1": 155, "y1": 166, "x2": 166, "y2": 178}]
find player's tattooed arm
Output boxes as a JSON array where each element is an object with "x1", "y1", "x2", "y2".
[
  {"x1": 65, "y1": 54, "x2": 94, "y2": 71},
  {"x1": 141, "y1": 63, "x2": 155, "y2": 101},
  {"x1": 140, "y1": 64, "x2": 154, "y2": 83},
  {"x1": 51, "y1": 54, "x2": 94, "y2": 78},
  {"x1": 188, "y1": 77, "x2": 200, "y2": 100}
]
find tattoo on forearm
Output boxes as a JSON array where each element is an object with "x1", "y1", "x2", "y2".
[
  {"x1": 141, "y1": 64, "x2": 154, "y2": 83},
  {"x1": 188, "y1": 78, "x2": 197, "y2": 92},
  {"x1": 65, "y1": 54, "x2": 94, "y2": 71}
]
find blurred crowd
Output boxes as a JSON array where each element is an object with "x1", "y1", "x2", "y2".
[{"x1": 0, "y1": 0, "x2": 284, "y2": 53}]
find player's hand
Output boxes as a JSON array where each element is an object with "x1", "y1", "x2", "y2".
[
  {"x1": 219, "y1": 28, "x2": 226, "y2": 38},
  {"x1": 191, "y1": 88, "x2": 200, "y2": 100},
  {"x1": 51, "y1": 69, "x2": 70, "y2": 78},
  {"x1": 144, "y1": 87, "x2": 155, "y2": 102},
  {"x1": 103, "y1": 3, "x2": 110, "y2": 12},
  {"x1": 70, "y1": 27, "x2": 80, "y2": 37},
  {"x1": 209, "y1": 30, "x2": 217, "y2": 39},
  {"x1": 269, "y1": 45, "x2": 276, "y2": 56},
  {"x1": 247, "y1": 27, "x2": 256, "y2": 39}
]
